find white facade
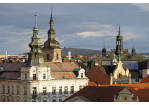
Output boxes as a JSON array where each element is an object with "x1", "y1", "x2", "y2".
[{"x1": 0, "y1": 66, "x2": 88, "y2": 102}]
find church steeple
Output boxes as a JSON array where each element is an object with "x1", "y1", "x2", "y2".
[
  {"x1": 26, "y1": 12, "x2": 45, "y2": 67},
  {"x1": 115, "y1": 20, "x2": 123, "y2": 56}
]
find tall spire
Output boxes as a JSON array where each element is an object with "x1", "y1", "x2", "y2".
[
  {"x1": 50, "y1": 5, "x2": 53, "y2": 22},
  {"x1": 119, "y1": 20, "x2": 120, "y2": 35}
]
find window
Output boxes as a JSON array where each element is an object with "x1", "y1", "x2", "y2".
[
  {"x1": 52, "y1": 87, "x2": 56, "y2": 95},
  {"x1": 59, "y1": 99, "x2": 62, "y2": 102},
  {"x1": 43, "y1": 73, "x2": 46, "y2": 79},
  {"x1": 12, "y1": 99, "x2": 14, "y2": 102},
  {"x1": 81, "y1": 73, "x2": 83, "y2": 78},
  {"x1": 17, "y1": 86, "x2": 19, "y2": 94},
  {"x1": 59, "y1": 86, "x2": 62, "y2": 94},
  {"x1": 125, "y1": 97, "x2": 127, "y2": 100},
  {"x1": 24, "y1": 87, "x2": 27, "y2": 95},
  {"x1": 47, "y1": 54, "x2": 50, "y2": 60},
  {"x1": 2, "y1": 86, "x2": 5, "y2": 93},
  {"x1": 119, "y1": 83, "x2": 121, "y2": 84},
  {"x1": 33, "y1": 87, "x2": 37, "y2": 98},
  {"x1": 56, "y1": 54, "x2": 58, "y2": 60},
  {"x1": 8, "y1": 99, "x2": 10, "y2": 102},
  {"x1": 70, "y1": 86, "x2": 74, "y2": 94},
  {"x1": 24, "y1": 100, "x2": 27, "y2": 102},
  {"x1": 43, "y1": 87, "x2": 47, "y2": 95},
  {"x1": 8, "y1": 86, "x2": 10, "y2": 94},
  {"x1": 52, "y1": 99, "x2": 56, "y2": 102},
  {"x1": 25, "y1": 74, "x2": 27, "y2": 80},
  {"x1": 17, "y1": 99, "x2": 19, "y2": 102},
  {"x1": 33, "y1": 74, "x2": 36, "y2": 80},
  {"x1": 119, "y1": 73, "x2": 121, "y2": 78},
  {"x1": 43, "y1": 100, "x2": 47, "y2": 102},
  {"x1": 12, "y1": 86, "x2": 14, "y2": 94},
  {"x1": 2, "y1": 98, "x2": 5, "y2": 102},
  {"x1": 135, "y1": 79, "x2": 139, "y2": 82},
  {"x1": 64, "y1": 86, "x2": 68, "y2": 94}
]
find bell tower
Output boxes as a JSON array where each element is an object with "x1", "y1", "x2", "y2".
[
  {"x1": 132, "y1": 40, "x2": 136, "y2": 56},
  {"x1": 115, "y1": 21, "x2": 123, "y2": 56},
  {"x1": 42, "y1": 7, "x2": 62, "y2": 62},
  {"x1": 26, "y1": 12, "x2": 45, "y2": 67}
]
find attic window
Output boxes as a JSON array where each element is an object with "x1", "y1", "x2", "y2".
[
  {"x1": 81, "y1": 73, "x2": 83, "y2": 78},
  {"x1": 125, "y1": 97, "x2": 127, "y2": 100}
]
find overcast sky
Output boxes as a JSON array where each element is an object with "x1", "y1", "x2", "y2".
[{"x1": 0, "y1": 3, "x2": 149, "y2": 55}]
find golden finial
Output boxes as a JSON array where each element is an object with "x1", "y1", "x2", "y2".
[{"x1": 51, "y1": 4, "x2": 52, "y2": 10}]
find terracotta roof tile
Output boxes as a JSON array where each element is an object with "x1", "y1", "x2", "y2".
[
  {"x1": 0, "y1": 63, "x2": 26, "y2": 71},
  {"x1": 140, "y1": 75, "x2": 149, "y2": 83},
  {"x1": 45, "y1": 62, "x2": 79, "y2": 72},
  {"x1": 86, "y1": 66, "x2": 110, "y2": 85},
  {"x1": 0, "y1": 72, "x2": 20, "y2": 79},
  {"x1": 88, "y1": 82, "x2": 97, "y2": 86},
  {"x1": 51, "y1": 72, "x2": 76, "y2": 79},
  {"x1": 64, "y1": 86, "x2": 124, "y2": 102}
]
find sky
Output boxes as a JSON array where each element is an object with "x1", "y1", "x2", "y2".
[{"x1": 0, "y1": 3, "x2": 149, "y2": 55}]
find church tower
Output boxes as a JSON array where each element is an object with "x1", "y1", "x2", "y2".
[
  {"x1": 42, "y1": 7, "x2": 62, "y2": 62},
  {"x1": 115, "y1": 21, "x2": 123, "y2": 56},
  {"x1": 26, "y1": 12, "x2": 45, "y2": 67},
  {"x1": 132, "y1": 41, "x2": 136, "y2": 56}
]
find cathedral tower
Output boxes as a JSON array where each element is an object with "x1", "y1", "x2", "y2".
[
  {"x1": 115, "y1": 21, "x2": 123, "y2": 56},
  {"x1": 26, "y1": 12, "x2": 45, "y2": 67},
  {"x1": 42, "y1": 7, "x2": 62, "y2": 62}
]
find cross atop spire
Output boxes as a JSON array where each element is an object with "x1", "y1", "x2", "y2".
[
  {"x1": 50, "y1": 5, "x2": 53, "y2": 22},
  {"x1": 34, "y1": 12, "x2": 37, "y2": 27},
  {"x1": 103, "y1": 42, "x2": 105, "y2": 48}
]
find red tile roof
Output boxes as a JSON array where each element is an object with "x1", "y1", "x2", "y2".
[
  {"x1": 88, "y1": 82, "x2": 97, "y2": 86},
  {"x1": 51, "y1": 72, "x2": 76, "y2": 79},
  {"x1": 45, "y1": 62, "x2": 79, "y2": 72},
  {"x1": 140, "y1": 75, "x2": 149, "y2": 83},
  {"x1": 0, "y1": 72, "x2": 20, "y2": 79},
  {"x1": 64, "y1": 83, "x2": 149, "y2": 102},
  {"x1": 64, "y1": 86, "x2": 124, "y2": 102},
  {"x1": 86, "y1": 65, "x2": 110, "y2": 85},
  {"x1": 0, "y1": 63, "x2": 27, "y2": 71}
]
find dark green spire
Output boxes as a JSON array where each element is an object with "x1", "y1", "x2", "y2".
[{"x1": 26, "y1": 12, "x2": 45, "y2": 67}]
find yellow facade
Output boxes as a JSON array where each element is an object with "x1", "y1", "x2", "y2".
[{"x1": 110, "y1": 61, "x2": 131, "y2": 85}]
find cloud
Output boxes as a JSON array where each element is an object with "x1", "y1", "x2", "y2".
[{"x1": 132, "y1": 3, "x2": 149, "y2": 12}]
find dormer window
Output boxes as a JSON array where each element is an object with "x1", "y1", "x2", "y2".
[
  {"x1": 33, "y1": 74, "x2": 36, "y2": 80},
  {"x1": 25, "y1": 74, "x2": 27, "y2": 80},
  {"x1": 43, "y1": 73, "x2": 46, "y2": 79},
  {"x1": 81, "y1": 73, "x2": 83, "y2": 78}
]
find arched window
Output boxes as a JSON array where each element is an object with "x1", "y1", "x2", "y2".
[
  {"x1": 47, "y1": 54, "x2": 50, "y2": 60},
  {"x1": 119, "y1": 73, "x2": 121, "y2": 77}
]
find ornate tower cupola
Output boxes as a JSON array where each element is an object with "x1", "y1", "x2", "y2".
[
  {"x1": 132, "y1": 40, "x2": 136, "y2": 56},
  {"x1": 102, "y1": 43, "x2": 106, "y2": 56},
  {"x1": 111, "y1": 54, "x2": 117, "y2": 65},
  {"x1": 115, "y1": 21, "x2": 123, "y2": 56},
  {"x1": 42, "y1": 7, "x2": 62, "y2": 62},
  {"x1": 26, "y1": 12, "x2": 45, "y2": 67}
]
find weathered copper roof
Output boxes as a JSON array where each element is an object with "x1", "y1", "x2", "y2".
[
  {"x1": 0, "y1": 72, "x2": 20, "y2": 79},
  {"x1": 45, "y1": 62, "x2": 79, "y2": 72},
  {"x1": 0, "y1": 63, "x2": 27, "y2": 71},
  {"x1": 51, "y1": 72, "x2": 76, "y2": 79}
]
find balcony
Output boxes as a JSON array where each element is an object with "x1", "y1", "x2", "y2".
[
  {"x1": 30, "y1": 77, "x2": 38, "y2": 81},
  {"x1": 32, "y1": 94, "x2": 37, "y2": 99}
]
